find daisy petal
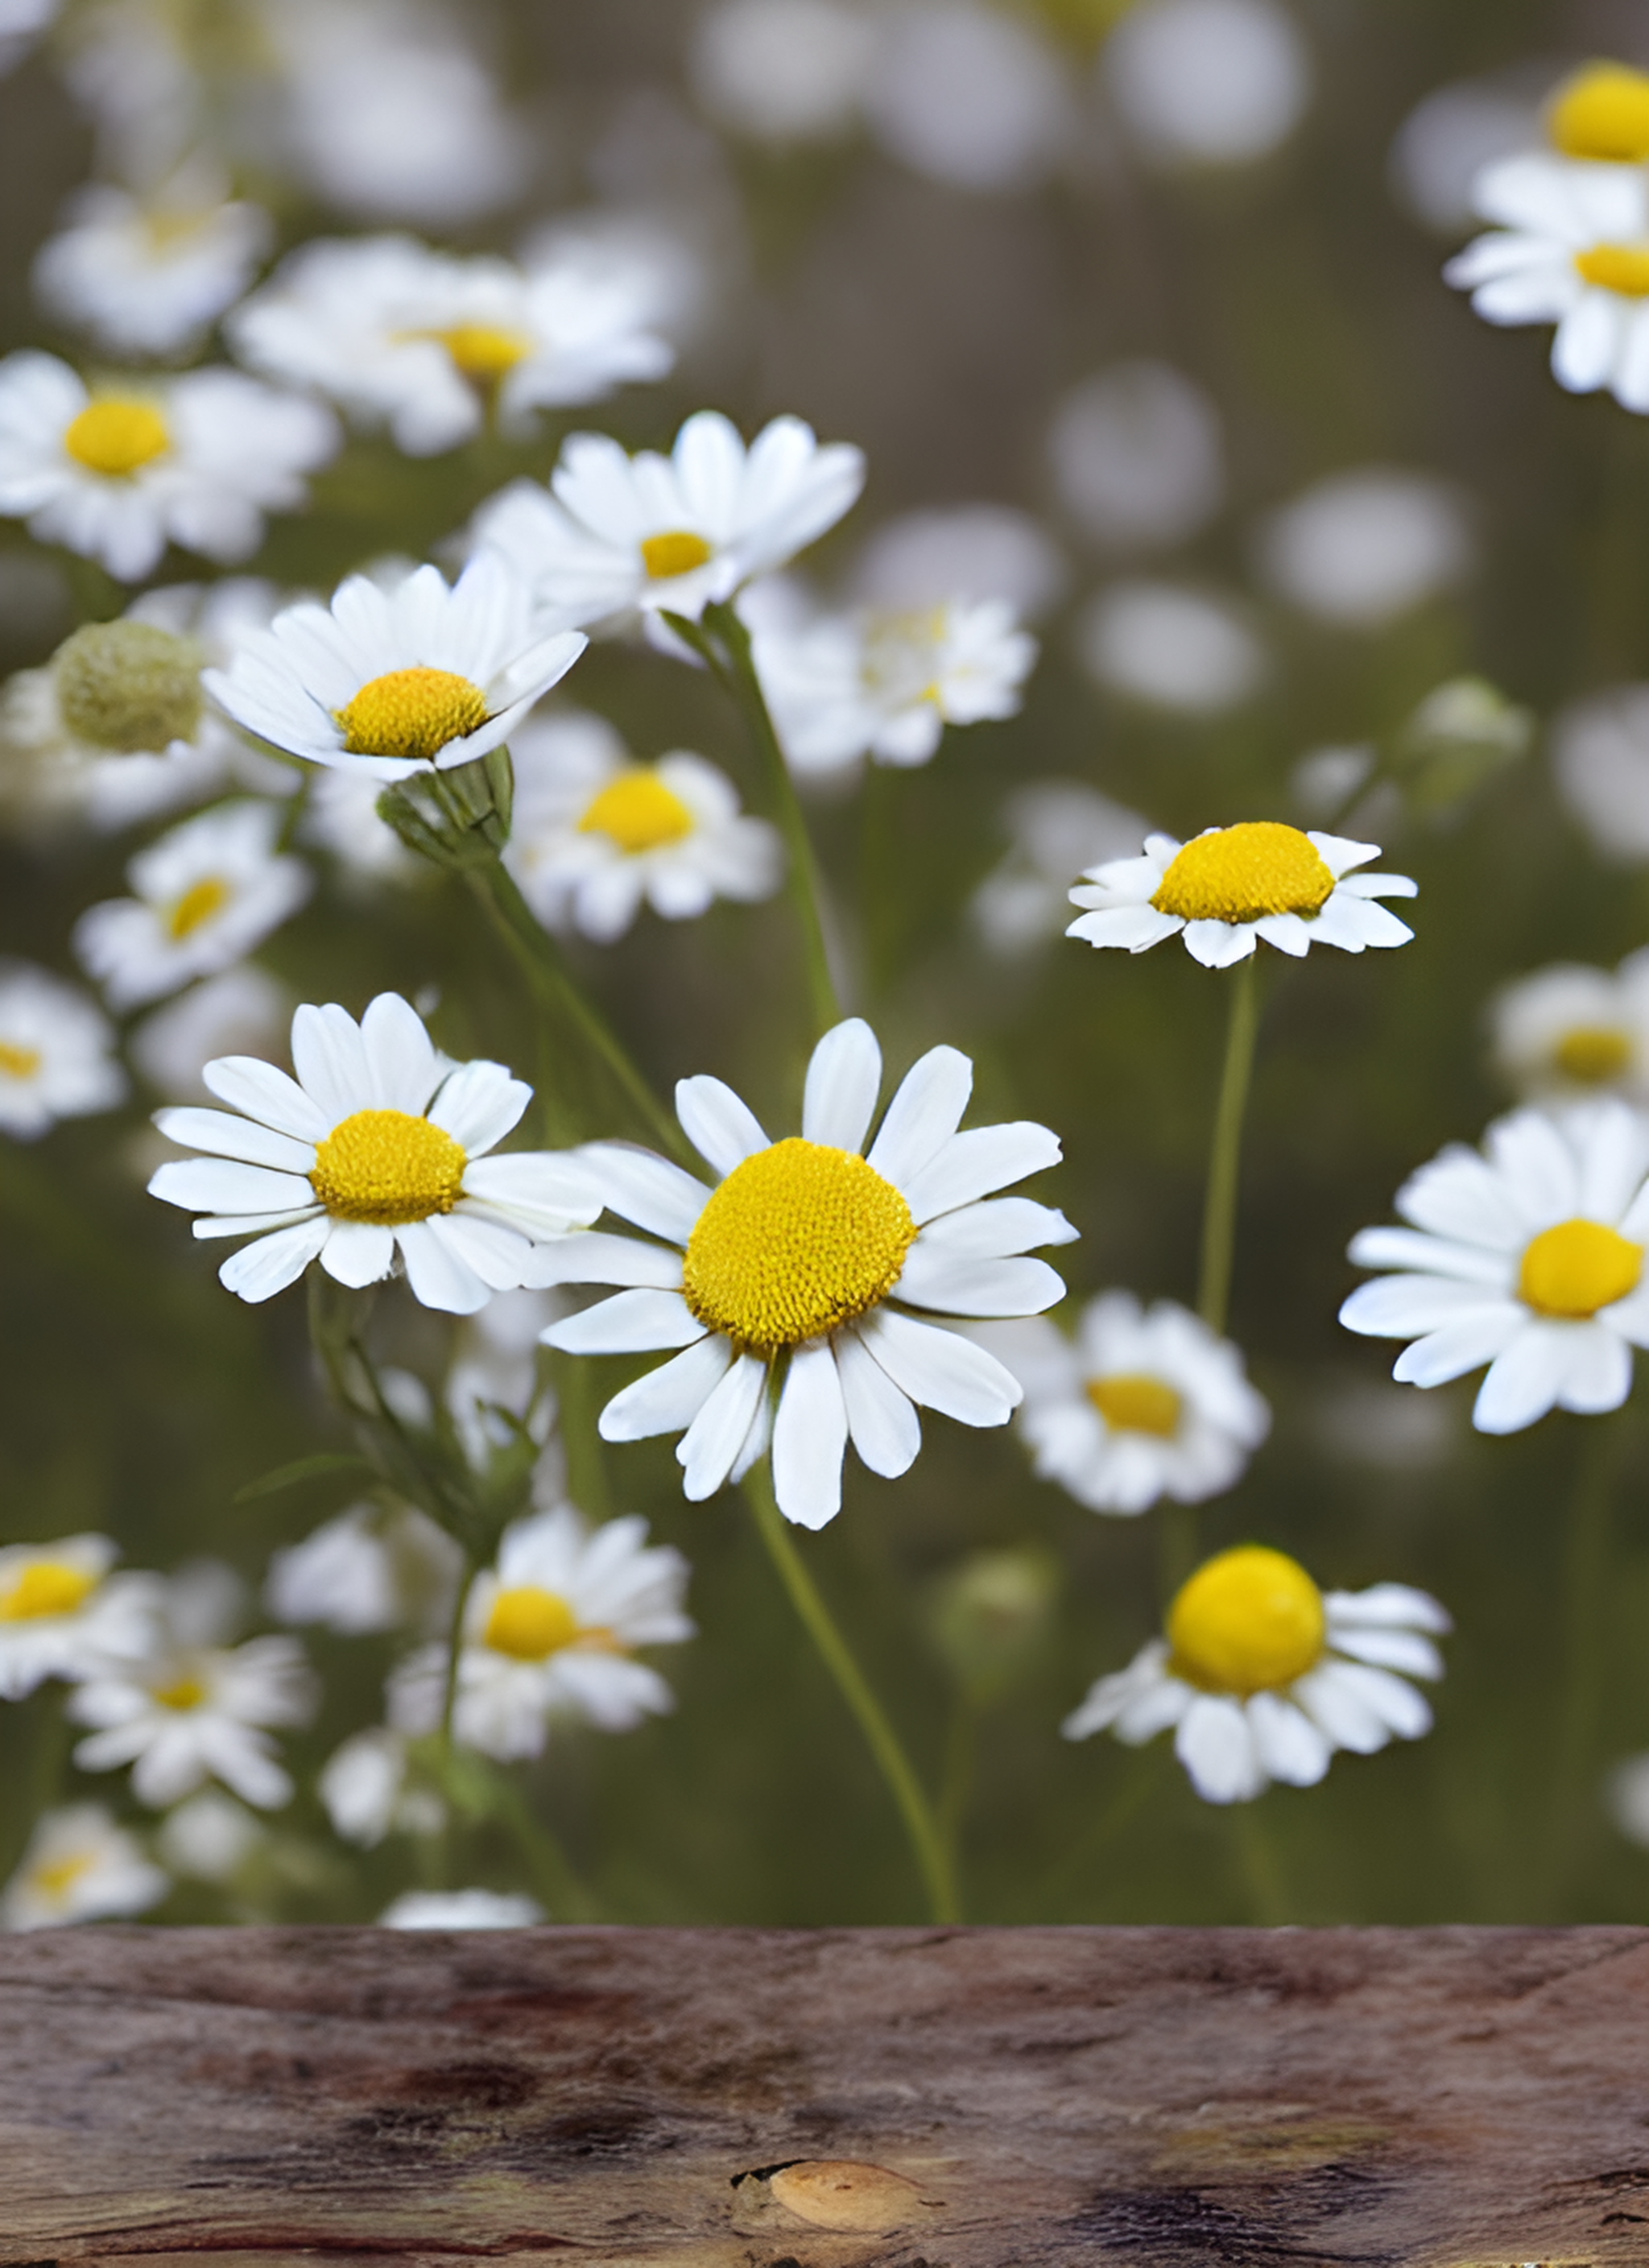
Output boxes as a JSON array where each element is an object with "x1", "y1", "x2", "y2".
[
  {"x1": 1472, "y1": 1320, "x2": 1573, "y2": 1433},
  {"x1": 895, "y1": 1249, "x2": 1065, "y2": 1316},
  {"x1": 319, "y1": 1219, "x2": 395, "y2": 1288},
  {"x1": 902, "y1": 1123, "x2": 1062, "y2": 1223},
  {"x1": 837, "y1": 1326, "x2": 921, "y2": 1478},
  {"x1": 674, "y1": 1074, "x2": 768, "y2": 1177},
  {"x1": 1176, "y1": 1695, "x2": 1264, "y2": 1802},
  {"x1": 866, "y1": 1045, "x2": 973, "y2": 1188},
  {"x1": 855, "y1": 1307, "x2": 1021, "y2": 1426},
  {"x1": 429, "y1": 1061, "x2": 531, "y2": 1153},
  {"x1": 543, "y1": 1288, "x2": 705, "y2": 1352},
  {"x1": 395, "y1": 1218, "x2": 491, "y2": 1314},
  {"x1": 218, "y1": 1216, "x2": 330, "y2": 1303},
  {"x1": 802, "y1": 1018, "x2": 882, "y2": 1151},
  {"x1": 201, "y1": 1056, "x2": 329, "y2": 1142},
  {"x1": 917, "y1": 1198, "x2": 1079, "y2": 1256},
  {"x1": 599, "y1": 1334, "x2": 730, "y2": 1441},
  {"x1": 1388, "y1": 1306, "x2": 1523, "y2": 1386},
  {"x1": 771, "y1": 1340, "x2": 849, "y2": 1529},
  {"x1": 1246, "y1": 1693, "x2": 1330, "y2": 1786},
  {"x1": 579, "y1": 1142, "x2": 710, "y2": 1242},
  {"x1": 152, "y1": 1107, "x2": 315, "y2": 1174},
  {"x1": 525, "y1": 1231, "x2": 684, "y2": 1289},
  {"x1": 359, "y1": 991, "x2": 440, "y2": 1112},
  {"x1": 679, "y1": 1352, "x2": 767, "y2": 1500}
]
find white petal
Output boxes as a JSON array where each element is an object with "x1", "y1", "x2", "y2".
[
  {"x1": 836, "y1": 1326, "x2": 921, "y2": 1478},
  {"x1": 1345, "y1": 1225, "x2": 1511, "y2": 1287},
  {"x1": 319, "y1": 1219, "x2": 395, "y2": 1288},
  {"x1": 152, "y1": 1107, "x2": 314, "y2": 1174},
  {"x1": 674, "y1": 1074, "x2": 768, "y2": 1177},
  {"x1": 218, "y1": 1215, "x2": 330, "y2": 1302},
  {"x1": 149, "y1": 1159, "x2": 315, "y2": 1216},
  {"x1": 771, "y1": 1340, "x2": 849, "y2": 1529},
  {"x1": 1327, "y1": 1625, "x2": 1444, "y2": 1679},
  {"x1": 1471, "y1": 1321, "x2": 1573, "y2": 1433},
  {"x1": 1246, "y1": 1692, "x2": 1331, "y2": 1786},
  {"x1": 801, "y1": 1019, "x2": 882, "y2": 1151},
  {"x1": 395, "y1": 1217, "x2": 490, "y2": 1314},
  {"x1": 1182, "y1": 921, "x2": 1256, "y2": 969},
  {"x1": 1175, "y1": 1695, "x2": 1264, "y2": 1802},
  {"x1": 1555, "y1": 1319, "x2": 1634, "y2": 1416},
  {"x1": 855, "y1": 1307, "x2": 1020, "y2": 1426},
  {"x1": 543, "y1": 1288, "x2": 705, "y2": 1352},
  {"x1": 901, "y1": 1123, "x2": 1062, "y2": 1223},
  {"x1": 599, "y1": 1333, "x2": 732, "y2": 1441},
  {"x1": 917, "y1": 1198, "x2": 1078, "y2": 1256},
  {"x1": 679, "y1": 1352, "x2": 767, "y2": 1500},
  {"x1": 1324, "y1": 1583, "x2": 1451, "y2": 1634},
  {"x1": 1388, "y1": 1308, "x2": 1523, "y2": 1386},
  {"x1": 429, "y1": 1061, "x2": 530, "y2": 1154},
  {"x1": 866, "y1": 1044, "x2": 973, "y2": 1187},
  {"x1": 290, "y1": 1002, "x2": 370, "y2": 1124},
  {"x1": 358, "y1": 991, "x2": 439, "y2": 1112},
  {"x1": 526, "y1": 1231, "x2": 684, "y2": 1289},
  {"x1": 201, "y1": 1055, "x2": 329, "y2": 1142},
  {"x1": 1338, "y1": 1276, "x2": 1515, "y2": 1337},
  {"x1": 895, "y1": 1248, "x2": 1065, "y2": 1317},
  {"x1": 579, "y1": 1141, "x2": 709, "y2": 1242}
]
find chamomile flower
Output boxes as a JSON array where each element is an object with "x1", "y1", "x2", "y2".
[
  {"x1": 147, "y1": 990, "x2": 600, "y2": 1313},
  {"x1": 228, "y1": 234, "x2": 673, "y2": 457},
  {"x1": 1068, "y1": 822, "x2": 1416, "y2": 967},
  {"x1": 1341, "y1": 1100, "x2": 1649, "y2": 1434},
  {"x1": 0, "y1": 1534, "x2": 154, "y2": 1698},
  {"x1": 74, "y1": 801, "x2": 312, "y2": 1012},
  {"x1": 0, "y1": 584, "x2": 287, "y2": 834},
  {"x1": 1, "y1": 1804, "x2": 167, "y2": 1930},
  {"x1": 35, "y1": 172, "x2": 272, "y2": 358},
  {"x1": 1064, "y1": 1546, "x2": 1448, "y2": 1804},
  {"x1": 0, "y1": 351, "x2": 337, "y2": 581},
  {"x1": 0, "y1": 965, "x2": 125, "y2": 1137},
  {"x1": 320, "y1": 1727, "x2": 437, "y2": 1848},
  {"x1": 265, "y1": 1501, "x2": 461, "y2": 1637},
  {"x1": 68, "y1": 1621, "x2": 316, "y2": 1811},
  {"x1": 981, "y1": 1293, "x2": 1270, "y2": 1515},
  {"x1": 754, "y1": 595, "x2": 1037, "y2": 775},
  {"x1": 535, "y1": 1017, "x2": 1075, "y2": 1529},
  {"x1": 390, "y1": 1504, "x2": 692, "y2": 1760},
  {"x1": 470, "y1": 409, "x2": 866, "y2": 628},
  {"x1": 202, "y1": 556, "x2": 587, "y2": 783},
  {"x1": 1491, "y1": 950, "x2": 1649, "y2": 1103},
  {"x1": 505, "y1": 708, "x2": 782, "y2": 942},
  {"x1": 1444, "y1": 148, "x2": 1649, "y2": 415}
]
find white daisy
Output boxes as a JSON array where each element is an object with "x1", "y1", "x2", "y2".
[
  {"x1": 67, "y1": 1568, "x2": 316, "y2": 1811},
  {"x1": 228, "y1": 233, "x2": 673, "y2": 458},
  {"x1": 389, "y1": 1504, "x2": 692, "y2": 1761},
  {"x1": 35, "y1": 172, "x2": 272, "y2": 358},
  {"x1": 1544, "y1": 62, "x2": 1649, "y2": 167},
  {"x1": 1492, "y1": 950, "x2": 1649, "y2": 1104},
  {"x1": 156, "y1": 1789, "x2": 266, "y2": 1883},
  {"x1": 0, "y1": 581, "x2": 291, "y2": 835},
  {"x1": 202, "y1": 556, "x2": 587, "y2": 784},
  {"x1": 0, "y1": 1533, "x2": 155, "y2": 1698},
  {"x1": 970, "y1": 781, "x2": 1150, "y2": 958},
  {"x1": 504, "y1": 707, "x2": 783, "y2": 943},
  {"x1": 0, "y1": 350, "x2": 338, "y2": 581},
  {"x1": 265, "y1": 1501, "x2": 461, "y2": 1637},
  {"x1": 320, "y1": 1726, "x2": 443, "y2": 1848},
  {"x1": 1064, "y1": 1545, "x2": 1449, "y2": 1804},
  {"x1": 1067, "y1": 822, "x2": 1416, "y2": 967},
  {"x1": 754, "y1": 595, "x2": 1037, "y2": 775},
  {"x1": 0, "y1": 964, "x2": 125, "y2": 1137},
  {"x1": 1444, "y1": 153, "x2": 1649, "y2": 415},
  {"x1": 978, "y1": 1292, "x2": 1270, "y2": 1515},
  {"x1": 380, "y1": 1888, "x2": 543, "y2": 1928},
  {"x1": 1341, "y1": 1099, "x2": 1649, "y2": 1434},
  {"x1": 147, "y1": 989, "x2": 600, "y2": 1314},
  {"x1": 74, "y1": 800, "x2": 312, "y2": 1012},
  {"x1": 470, "y1": 408, "x2": 866, "y2": 628},
  {"x1": 1, "y1": 1803, "x2": 167, "y2": 1931},
  {"x1": 535, "y1": 1017, "x2": 1077, "y2": 1529},
  {"x1": 130, "y1": 965, "x2": 292, "y2": 1103}
]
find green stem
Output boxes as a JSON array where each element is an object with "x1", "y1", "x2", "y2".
[
  {"x1": 1197, "y1": 954, "x2": 1263, "y2": 1337},
  {"x1": 1232, "y1": 1801, "x2": 1290, "y2": 1925},
  {"x1": 936, "y1": 1694, "x2": 976, "y2": 1897},
  {"x1": 700, "y1": 600, "x2": 842, "y2": 1034},
  {"x1": 1548, "y1": 1414, "x2": 1626, "y2": 1902},
  {"x1": 742, "y1": 1464, "x2": 957, "y2": 1922},
  {"x1": 464, "y1": 858, "x2": 688, "y2": 1163}
]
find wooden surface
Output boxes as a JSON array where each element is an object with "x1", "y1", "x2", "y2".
[{"x1": 2, "y1": 1926, "x2": 1647, "y2": 2266}]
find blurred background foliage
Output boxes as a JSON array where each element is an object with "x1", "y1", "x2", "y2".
[{"x1": 5, "y1": 0, "x2": 1649, "y2": 1925}]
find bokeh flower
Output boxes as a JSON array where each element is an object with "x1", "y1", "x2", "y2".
[
  {"x1": 1491, "y1": 952, "x2": 1649, "y2": 1104},
  {"x1": 266, "y1": 1502, "x2": 461, "y2": 1637},
  {"x1": 1064, "y1": 1546, "x2": 1448, "y2": 1802},
  {"x1": 0, "y1": 966, "x2": 125, "y2": 1136},
  {"x1": 1, "y1": 1803, "x2": 167, "y2": 1930},
  {"x1": 34, "y1": 172, "x2": 271, "y2": 358},
  {"x1": 0, "y1": 1533, "x2": 152, "y2": 1696}
]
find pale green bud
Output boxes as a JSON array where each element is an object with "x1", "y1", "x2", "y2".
[{"x1": 54, "y1": 619, "x2": 205, "y2": 754}]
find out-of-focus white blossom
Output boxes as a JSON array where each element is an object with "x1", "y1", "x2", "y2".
[
  {"x1": 446, "y1": 1286, "x2": 565, "y2": 1467},
  {"x1": 1388, "y1": 79, "x2": 1544, "y2": 234},
  {"x1": 971, "y1": 780, "x2": 1151, "y2": 956},
  {"x1": 0, "y1": 0, "x2": 56, "y2": 78},
  {"x1": 130, "y1": 965, "x2": 291, "y2": 1103},
  {"x1": 0, "y1": 966, "x2": 125, "y2": 1138},
  {"x1": 1102, "y1": 0, "x2": 1311, "y2": 168},
  {"x1": 1554, "y1": 686, "x2": 1649, "y2": 862},
  {"x1": 381, "y1": 1887, "x2": 543, "y2": 1928},
  {"x1": 2, "y1": 1804, "x2": 167, "y2": 1930},
  {"x1": 157, "y1": 1788, "x2": 265, "y2": 1882},
  {"x1": 0, "y1": 1534, "x2": 152, "y2": 1695},
  {"x1": 1048, "y1": 362, "x2": 1224, "y2": 554},
  {"x1": 34, "y1": 170, "x2": 271, "y2": 359},
  {"x1": 690, "y1": 0, "x2": 878, "y2": 143},
  {"x1": 321, "y1": 1726, "x2": 446, "y2": 1848},
  {"x1": 1076, "y1": 580, "x2": 1266, "y2": 714},
  {"x1": 266, "y1": 1503, "x2": 461, "y2": 1637},
  {"x1": 864, "y1": 2, "x2": 1073, "y2": 193},
  {"x1": 1490, "y1": 951, "x2": 1649, "y2": 1106},
  {"x1": 1256, "y1": 469, "x2": 1473, "y2": 629}
]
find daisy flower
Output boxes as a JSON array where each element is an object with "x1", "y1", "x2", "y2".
[
  {"x1": 320, "y1": 1726, "x2": 444, "y2": 1848},
  {"x1": 505, "y1": 707, "x2": 783, "y2": 943},
  {"x1": 0, "y1": 964, "x2": 125, "y2": 1137},
  {"x1": 1491, "y1": 950, "x2": 1649, "y2": 1104},
  {"x1": 1544, "y1": 62, "x2": 1649, "y2": 166},
  {"x1": 0, "y1": 583, "x2": 288, "y2": 835},
  {"x1": 1063, "y1": 1544, "x2": 1449, "y2": 1805},
  {"x1": 74, "y1": 801, "x2": 312, "y2": 1012},
  {"x1": 0, "y1": 350, "x2": 337, "y2": 581},
  {"x1": 389, "y1": 1504, "x2": 692, "y2": 1760},
  {"x1": 34, "y1": 172, "x2": 272, "y2": 358},
  {"x1": 1, "y1": 1804, "x2": 167, "y2": 1931},
  {"x1": 1444, "y1": 152, "x2": 1649, "y2": 415},
  {"x1": 0, "y1": 1533, "x2": 155, "y2": 1698},
  {"x1": 754, "y1": 595, "x2": 1038, "y2": 775},
  {"x1": 470, "y1": 408, "x2": 866, "y2": 628},
  {"x1": 380, "y1": 1889, "x2": 544, "y2": 1929},
  {"x1": 202, "y1": 556, "x2": 587, "y2": 783},
  {"x1": 535, "y1": 1017, "x2": 1076, "y2": 1529},
  {"x1": 228, "y1": 233, "x2": 673, "y2": 458},
  {"x1": 1067, "y1": 822, "x2": 1416, "y2": 967},
  {"x1": 265, "y1": 1501, "x2": 461, "y2": 1637},
  {"x1": 147, "y1": 990, "x2": 600, "y2": 1313},
  {"x1": 979, "y1": 1292, "x2": 1270, "y2": 1515},
  {"x1": 1341, "y1": 1099, "x2": 1649, "y2": 1434}
]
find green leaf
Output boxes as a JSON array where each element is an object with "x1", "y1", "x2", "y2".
[{"x1": 233, "y1": 1452, "x2": 373, "y2": 1504}]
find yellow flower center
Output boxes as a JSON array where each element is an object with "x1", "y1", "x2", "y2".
[
  {"x1": 1517, "y1": 1218, "x2": 1643, "y2": 1318},
  {"x1": 153, "y1": 1675, "x2": 206, "y2": 1711},
  {"x1": 577, "y1": 768, "x2": 696, "y2": 854},
  {"x1": 1549, "y1": 62, "x2": 1649, "y2": 162},
  {"x1": 1151, "y1": 822, "x2": 1337, "y2": 926},
  {"x1": 683, "y1": 1137, "x2": 916, "y2": 1354},
  {"x1": 64, "y1": 397, "x2": 171, "y2": 477},
  {"x1": 1555, "y1": 1025, "x2": 1634, "y2": 1084},
  {"x1": 640, "y1": 530, "x2": 713, "y2": 581},
  {"x1": 0, "y1": 1041, "x2": 42, "y2": 1081},
  {"x1": 482, "y1": 1584, "x2": 581, "y2": 1661},
  {"x1": 335, "y1": 667, "x2": 489, "y2": 764},
  {"x1": 165, "y1": 875, "x2": 230, "y2": 942},
  {"x1": 1167, "y1": 1545, "x2": 1325, "y2": 1698},
  {"x1": 309, "y1": 1108, "x2": 467, "y2": 1226},
  {"x1": 0, "y1": 1561, "x2": 97, "y2": 1621},
  {"x1": 34, "y1": 1852, "x2": 96, "y2": 1902},
  {"x1": 1086, "y1": 1372, "x2": 1182, "y2": 1438},
  {"x1": 1574, "y1": 242, "x2": 1649, "y2": 298},
  {"x1": 426, "y1": 324, "x2": 533, "y2": 382}
]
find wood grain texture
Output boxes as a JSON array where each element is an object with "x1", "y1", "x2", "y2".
[{"x1": 1, "y1": 1926, "x2": 1646, "y2": 2265}]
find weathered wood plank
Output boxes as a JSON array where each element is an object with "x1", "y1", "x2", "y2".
[{"x1": 0, "y1": 1927, "x2": 1644, "y2": 2265}]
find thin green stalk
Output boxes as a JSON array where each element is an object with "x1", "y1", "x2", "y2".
[
  {"x1": 1548, "y1": 1414, "x2": 1626, "y2": 1903},
  {"x1": 743, "y1": 1464, "x2": 957, "y2": 1922},
  {"x1": 936, "y1": 1692, "x2": 977, "y2": 1891},
  {"x1": 1197, "y1": 954, "x2": 1263, "y2": 1337},
  {"x1": 700, "y1": 600, "x2": 842, "y2": 1034},
  {"x1": 1232, "y1": 1801, "x2": 1289, "y2": 1925}
]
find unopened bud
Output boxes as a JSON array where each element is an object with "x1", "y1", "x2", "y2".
[
  {"x1": 927, "y1": 1546, "x2": 1059, "y2": 1699},
  {"x1": 1392, "y1": 676, "x2": 1532, "y2": 818},
  {"x1": 54, "y1": 619, "x2": 205, "y2": 753}
]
